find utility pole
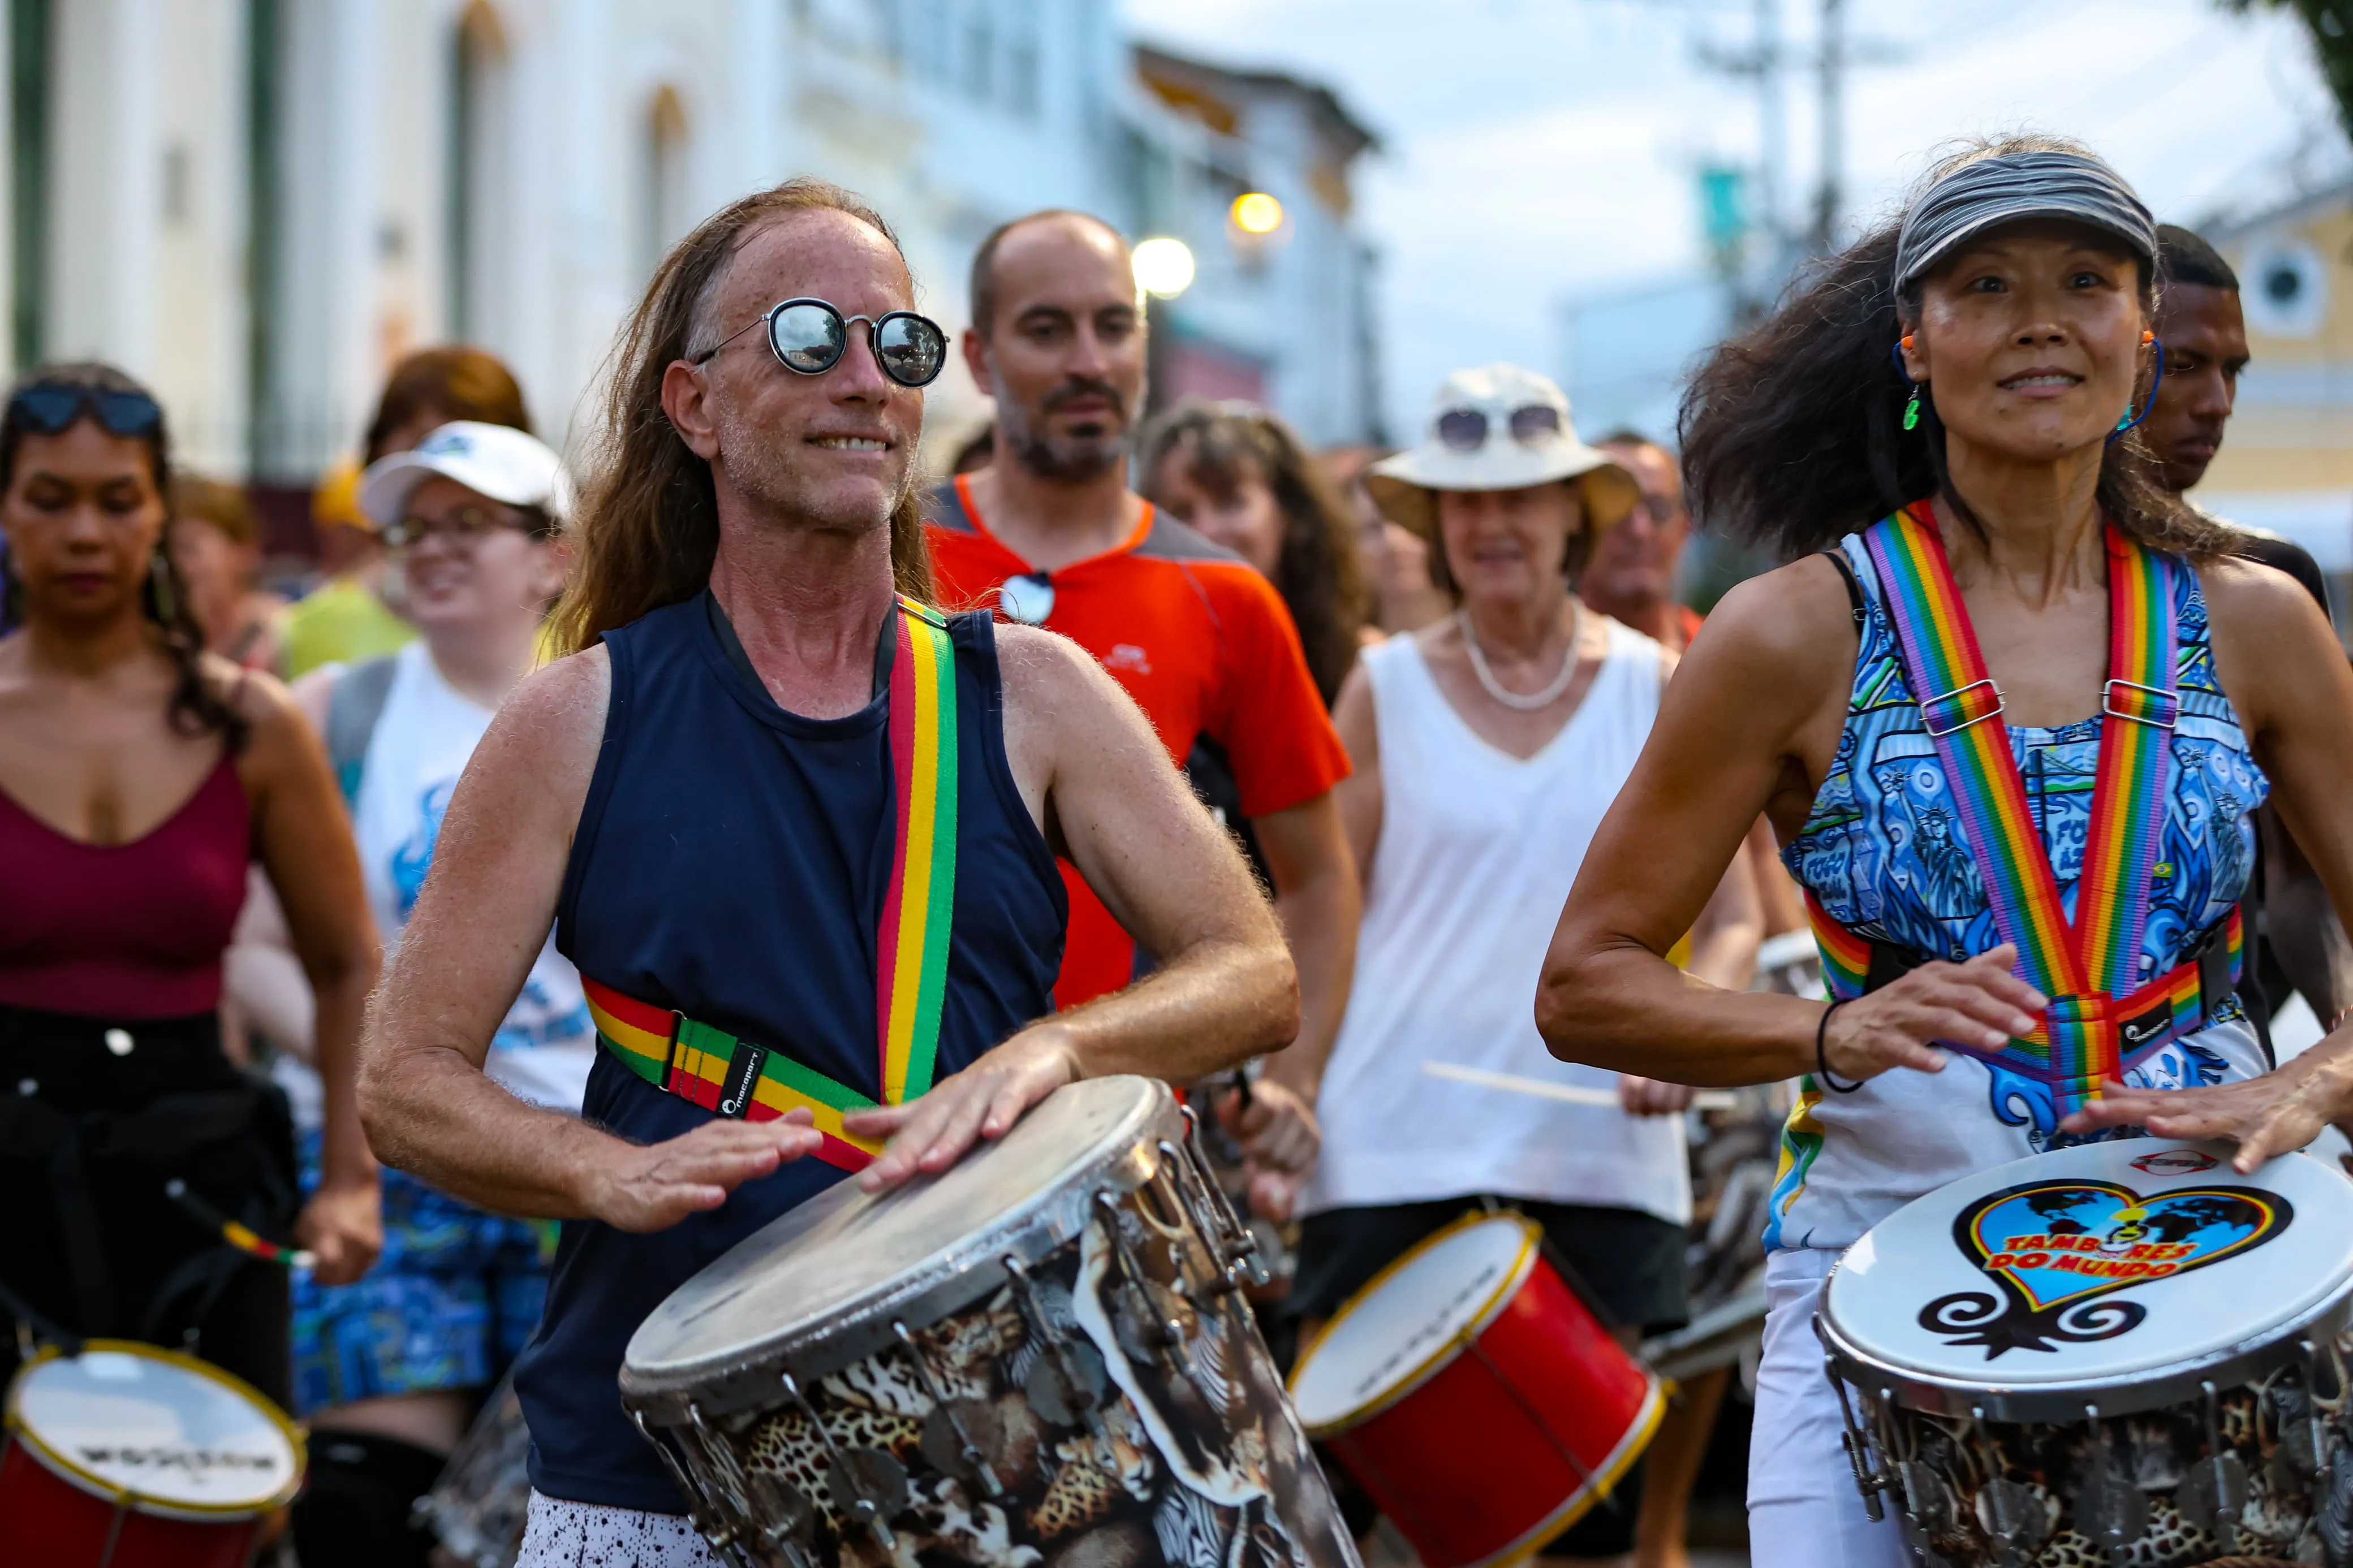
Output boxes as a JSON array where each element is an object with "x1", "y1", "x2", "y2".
[
  {"x1": 1756, "y1": 0, "x2": 1786, "y2": 269},
  {"x1": 1813, "y1": 0, "x2": 1844, "y2": 252}
]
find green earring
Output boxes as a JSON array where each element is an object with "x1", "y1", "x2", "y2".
[{"x1": 1902, "y1": 387, "x2": 1921, "y2": 431}]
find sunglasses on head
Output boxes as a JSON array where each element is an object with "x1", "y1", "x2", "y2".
[
  {"x1": 691, "y1": 297, "x2": 948, "y2": 388},
  {"x1": 1436, "y1": 403, "x2": 1562, "y2": 452},
  {"x1": 9, "y1": 384, "x2": 165, "y2": 440}
]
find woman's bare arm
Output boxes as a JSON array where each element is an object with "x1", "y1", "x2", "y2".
[
  {"x1": 234, "y1": 671, "x2": 382, "y2": 1283},
  {"x1": 357, "y1": 650, "x2": 825, "y2": 1228},
  {"x1": 1535, "y1": 557, "x2": 2044, "y2": 1087}
]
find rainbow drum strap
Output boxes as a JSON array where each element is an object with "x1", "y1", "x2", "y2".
[
  {"x1": 1860, "y1": 504, "x2": 2179, "y2": 1112},
  {"x1": 583, "y1": 598, "x2": 960, "y2": 1173}
]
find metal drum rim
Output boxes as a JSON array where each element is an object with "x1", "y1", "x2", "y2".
[
  {"x1": 1817, "y1": 1265, "x2": 2353, "y2": 1424},
  {"x1": 4, "y1": 1337, "x2": 307, "y2": 1518},
  {"x1": 619, "y1": 1075, "x2": 1182, "y2": 1419}
]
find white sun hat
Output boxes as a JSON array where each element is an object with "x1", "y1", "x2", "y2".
[
  {"x1": 357, "y1": 420, "x2": 572, "y2": 528},
  {"x1": 1365, "y1": 363, "x2": 1637, "y2": 538}
]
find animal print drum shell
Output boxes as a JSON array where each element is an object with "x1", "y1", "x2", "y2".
[{"x1": 621, "y1": 1077, "x2": 1359, "y2": 1568}]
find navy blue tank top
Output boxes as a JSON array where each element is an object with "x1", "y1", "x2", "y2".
[{"x1": 514, "y1": 592, "x2": 1063, "y2": 1510}]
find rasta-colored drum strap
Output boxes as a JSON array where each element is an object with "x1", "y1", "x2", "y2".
[
  {"x1": 582, "y1": 598, "x2": 960, "y2": 1174},
  {"x1": 1825, "y1": 504, "x2": 2226, "y2": 1112}
]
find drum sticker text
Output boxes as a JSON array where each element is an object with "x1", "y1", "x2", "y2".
[
  {"x1": 1921, "y1": 1178, "x2": 2291, "y2": 1357},
  {"x1": 76, "y1": 1444, "x2": 285, "y2": 1477}
]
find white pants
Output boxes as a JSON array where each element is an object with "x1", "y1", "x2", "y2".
[
  {"x1": 515, "y1": 1491, "x2": 722, "y2": 1567},
  {"x1": 1747, "y1": 1249, "x2": 1913, "y2": 1568}
]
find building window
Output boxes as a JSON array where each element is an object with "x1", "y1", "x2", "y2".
[
  {"x1": 962, "y1": 4, "x2": 992, "y2": 102},
  {"x1": 8, "y1": 0, "x2": 49, "y2": 372},
  {"x1": 1006, "y1": 27, "x2": 1038, "y2": 118},
  {"x1": 638, "y1": 87, "x2": 691, "y2": 282},
  {"x1": 447, "y1": 2, "x2": 511, "y2": 344}
]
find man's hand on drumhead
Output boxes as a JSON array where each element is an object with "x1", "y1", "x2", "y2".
[
  {"x1": 296, "y1": 1176, "x2": 383, "y2": 1286},
  {"x1": 2062, "y1": 1036, "x2": 2353, "y2": 1172},
  {"x1": 847, "y1": 1026, "x2": 1082, "y2": 1193},
  {"x1": 1618, "y1": 1075, "x2": 1698, "y2": 1116},
  {"x1": 583, "y1": 1112, "x2": 825, "y2": 1232},
  {"x1": 1822, "y1": 943, "x2": 2046, "y2": 1085}
]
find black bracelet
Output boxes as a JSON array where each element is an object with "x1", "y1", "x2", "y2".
[{"x1": 1816, "y1": 998, "x2": 1862, "y2": 1094}]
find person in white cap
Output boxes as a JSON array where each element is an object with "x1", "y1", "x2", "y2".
[
  {"x1": 1295, "y1": 364, "x2": 1762, "y2": 1567},
  {"x1": 277, "y1": 418, "x2": 586, "y2": 1567}
]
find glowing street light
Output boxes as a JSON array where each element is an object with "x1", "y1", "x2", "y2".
[
  {"x1": 1231, "y1": 192, "x2": 1285, "y2": 235},
  {"x1": 1132, "y1": 236, "x2": 1196, "y2": 299}
]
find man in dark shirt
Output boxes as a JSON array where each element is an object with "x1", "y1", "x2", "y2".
[{"x1": 2149, "y1": 222, "x2": 2350, "y2": 1038}]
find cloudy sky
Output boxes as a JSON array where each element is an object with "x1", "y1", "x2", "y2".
[{"x1": 1119, "y1": 0, "x2": 2347, "y2": 437}]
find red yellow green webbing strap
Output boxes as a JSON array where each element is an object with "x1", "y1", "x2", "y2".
[
  {"x1": 580, "y1": 598, "x2": 960, "y2": 1174},
  {"x1": 1860, "y1": 505, "x2": 2182, "y2": 1110}
]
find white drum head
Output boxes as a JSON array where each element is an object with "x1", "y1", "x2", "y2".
[
  {"x1": 7, "y1": 1342, "x2": 303, "y2": 1516},
  {"x1": 1290, "y1": 1212, "x2": 1536, "y2": 1431},
  {"x1": 1825, "y1": 1141, "x2": 2353, "y2": 1394},
  {"x1": 626, "y1": 1076, "x2": 1171, "y2": 1391}
]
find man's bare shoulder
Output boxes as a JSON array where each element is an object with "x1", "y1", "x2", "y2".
[
  {"x1": 470, "y1": 646, "x2": 611, "y2": 779},
  {"x1": 993, "y1": 622, "x2": 1159, "y2": 747}
]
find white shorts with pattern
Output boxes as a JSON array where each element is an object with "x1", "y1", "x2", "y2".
[{"x1": 515, "y1": 1492, "x2": 722, "y2": 1568}]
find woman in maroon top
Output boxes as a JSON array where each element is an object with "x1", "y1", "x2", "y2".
[{"x1": 0, "y1": 363, "x2": 380, "y2": 1405}]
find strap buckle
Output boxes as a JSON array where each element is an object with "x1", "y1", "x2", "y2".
[
  {"x1": 1920, "y1": 678, "x2": 2003, "y2": 738},
  {"x1": 2102, "y1": 678, "x2": 2179, "y2": 729}
]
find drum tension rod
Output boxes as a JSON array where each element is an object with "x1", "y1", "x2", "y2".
[
  {"x1": 2191, "y1": 1378, "x2": 2246, "y2": 1555},
  {"x1": 1815, "y1": 1350, "x2": 1886, "y2": 1519},
  {"x1": 686, "y1": 1401, "x2": 772, "y2": 1568},
  {"x1": 1174, "y1": 1108, "x2": 1270, "y2": 1289},
  {"x1": 628, "y1": 1407, "x2": 755, "y2": 1568},
  {"x1": 1001, "y1": 1254, "x2": 1118, "y2": 1468},
  {"x1": 780, "y1": 1371, "x2": 898, "y2": 1553},
  {"x1": 1096, "y1": 1191, "x2": 1186, "y2": 1356},
  {"x1": 890, "y1": 1319, "x2": 1005, "y2": 1499}
]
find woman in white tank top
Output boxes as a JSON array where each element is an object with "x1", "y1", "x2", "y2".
[{"x1": 1291, "y1": 366, "x2": 1764, "y2": 1563}]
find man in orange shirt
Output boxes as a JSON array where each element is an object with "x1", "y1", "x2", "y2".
[{"x1": 928, "y1": 209, "x2": 1356, "y2": 1211}]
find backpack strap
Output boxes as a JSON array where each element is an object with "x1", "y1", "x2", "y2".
[{"x1": 325, "y1": 654, "x2": 400, "y2": 807}]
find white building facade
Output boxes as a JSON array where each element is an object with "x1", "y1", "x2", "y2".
[{"x1": 1, "y1": 0, "x2": 1378, "y2": 506}]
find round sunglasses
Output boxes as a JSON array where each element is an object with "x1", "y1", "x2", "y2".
[
  {"x1": 1436, "y1": 403, "x2": 1562, "y2": 452},
  {"x1": 691, "y1": 297, "x2": 948, "y2": 388}
]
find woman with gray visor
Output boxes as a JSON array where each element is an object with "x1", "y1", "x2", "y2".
[{"x1": 1532, "y1": 133, "x2": 2353, "y2": 1563}]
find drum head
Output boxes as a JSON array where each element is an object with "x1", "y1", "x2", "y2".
[
  {"x1": 625, "y1": 1075, "x2": 1174, "y2": 1396},
  {"x1": 6, "y1": 1341, "x2": 303, "y2": 1517},
  {"x1": 1824, "y1": 1141, "x2": 2353, "y2": 1402},
  {"x1": 1289, "y1": 1211, "x2": 1537, "y2": 1431}
]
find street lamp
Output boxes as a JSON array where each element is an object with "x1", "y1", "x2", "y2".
[
  {"x1": 1132, "y1": 237, "x2": 1196, "y2": 299},
  {"x1": 1230, "y1": 192, "x2": 1284, "y2": 236}
]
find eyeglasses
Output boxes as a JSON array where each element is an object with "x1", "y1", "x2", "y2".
[
  {"x1": 690, "y1": 298, "x2": 948, "y2": 388},
  {"x1": 1436, "y1": 404, "x2": 1562, "y2": 452},
  {"x1": 381, "y1": 506, "x2": 531, "y2": 550},
  {"x1": 9, "y1": 384, "x2": 165, "y2": 440}
]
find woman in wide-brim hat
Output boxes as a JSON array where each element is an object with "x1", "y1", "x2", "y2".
[{"x1": 1294, "y1": 362, "x2": 1763, "y2": 1566}]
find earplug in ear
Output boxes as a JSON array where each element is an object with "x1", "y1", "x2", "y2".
[
  {"x1": 2142, "y1": 329, "x2": 2156, "y2": 345},
  {"x1": 1901, "y1": 335, "x2": 1916, "y2": 353}
]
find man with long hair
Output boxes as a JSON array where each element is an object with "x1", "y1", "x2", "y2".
[
  {"x1": 928, "y1": 211, "x2": 1354, "y2": 1217},
  {"x1": 354, "y1": 178, "x2": 1300, "y2": 1561}
]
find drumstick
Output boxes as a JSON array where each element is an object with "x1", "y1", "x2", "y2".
[
  {"x1": 1420, "y1": 1061, "x2": 1740, "y2": 1112},
  {"x1": 165, "y1": 1179, "x2": 318, "y2": 1271}
]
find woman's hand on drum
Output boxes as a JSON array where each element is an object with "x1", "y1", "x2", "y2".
[
  {"x1": 1618, "y1": 1075, "x2": 1698, "y2": 1116},
  {"x1": 2061, "y1": 1034, "x2": 2353, "y2": 1173},
  {"x1": 847, "y1": 1025, "x2": 1083, "y2": 1194},
  {"x1": 1216, "y1": 1079, "x2": 1320, "y2": 1223},
  {"x1": 296, "y1": 1175, "x2": 384, "y2": 1285},
  {"x1": 583, "y1": 1111, "x2": 826, "y2": 1232},
  {"x1": 1820, "y1": 943, "x2": 2046, "y2": 1084}
]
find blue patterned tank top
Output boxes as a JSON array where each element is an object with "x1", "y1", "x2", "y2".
[{"x1": 1762, "y1": 533, "x2": 2270, "y2": 1254}]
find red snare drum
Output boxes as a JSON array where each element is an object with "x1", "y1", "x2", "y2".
[
  {"x1": 2, "y1": 1340, "x2": 304, "y2": 1567},
  {"x1": 1288, "y1": 1211, "x2": 1663, "y2": 1567}
]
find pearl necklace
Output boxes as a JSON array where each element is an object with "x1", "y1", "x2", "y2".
[{"x1": 1457, "y1": 603, "x2": 1582, "y2": 711}]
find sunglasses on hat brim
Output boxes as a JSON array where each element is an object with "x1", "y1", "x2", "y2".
[
  {"x1": 1436, "y1": 403, "x2": 1562, "y2": 452},
  {"x1": 9, "y1": 384, "x2": 164, "y2": 441},
  {"x1": 691, "y1": 297, "x2": 949, "y2": 388}
]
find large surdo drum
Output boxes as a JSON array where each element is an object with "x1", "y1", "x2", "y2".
[
  {"x1": 620, "y1": 1075, "x2": 1360, "y2": 1568},
  {"x1": 1817, "y1": 1139, "x2": 2353, "y2": 1566}
]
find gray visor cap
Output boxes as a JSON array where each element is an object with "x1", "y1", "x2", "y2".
[{"x1": 1895, "y1": 150, "x2": 2157, "y2": 291}]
